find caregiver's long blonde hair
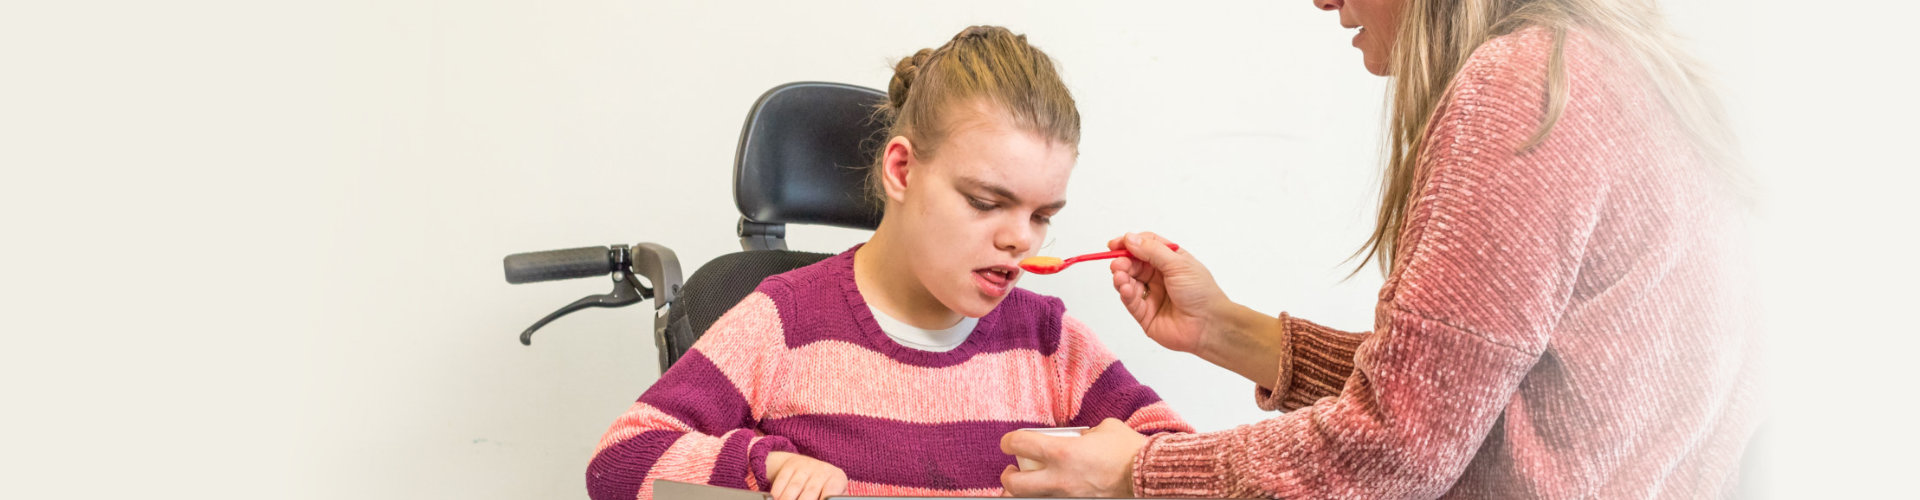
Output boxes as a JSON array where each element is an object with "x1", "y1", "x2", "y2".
[{"x1": 1360, "y1": 0, "x2": 1742, "y2": 274}]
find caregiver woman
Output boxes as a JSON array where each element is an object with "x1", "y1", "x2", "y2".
[{"x1": 1000, "y1": 0, "x2": 1757, "y2": 498}]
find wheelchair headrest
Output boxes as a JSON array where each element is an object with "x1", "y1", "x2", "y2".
[{"x1": 733, "y1": 82, "x2": 888, "y2": 231}]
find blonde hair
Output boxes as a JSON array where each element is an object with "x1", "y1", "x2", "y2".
[
  {"x1": 868, "y1": 25, "x2": 1080, "y2": 205},
  {"x1": 1358, "y1": 0, "x2": 1743, "y2": 275}
]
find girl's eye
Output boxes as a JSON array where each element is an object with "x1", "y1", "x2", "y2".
[
  {"x1": 967, "y1": 197, "x2": 998, "y2": 211},
  {"x1": 1033, "y1": 214, "x2": 1053, "y2": 225}
]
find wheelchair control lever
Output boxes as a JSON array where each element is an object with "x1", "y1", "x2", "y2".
[
  {"x1": 506, "y1": 243, "x2": 682, "y2": 346},
  {"x1": 518, "y1": 267, "x2": 648, "y2": 345},
  {"x1": 518, "y1": 244, "x2": 652, "y2": 346}
]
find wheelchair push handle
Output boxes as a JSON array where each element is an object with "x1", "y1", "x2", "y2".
[
  {"x1": 502, "y1": 243, "x2": 684, "y2": 346},
  {"x1": 503, "y1": 246, "x2": 619, "y2": 284}
]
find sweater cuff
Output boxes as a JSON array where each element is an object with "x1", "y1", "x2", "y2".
[
  {"x1": 1132, "y1": 431, "x2": 1234, "y2": 498},
  {"x1": 748, "y1": 435, "x2": 796, "y2": 490},
  {"x1": 1271, "y1": 312, "x2": 1365, "y2": 411},
  {"x1": 1253, "y1": 313, "x2": 1298, "y2": 412}
]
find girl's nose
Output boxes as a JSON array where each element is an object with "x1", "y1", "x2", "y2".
[
  {"x1": 1315, "y1": 0, "x2": 1343, "y2": 12},
  {"x1": 996, "y1": 220, "x2": 1036, "y2": 255}
]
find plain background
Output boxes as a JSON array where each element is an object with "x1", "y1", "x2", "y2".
[{"x1": 2, "y1": 1, "x2": 1914, "y2": 498}]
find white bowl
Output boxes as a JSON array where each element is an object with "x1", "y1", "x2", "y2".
[{"x1": 1013, "y1": 426, "x2": 1088, "y2": 471}]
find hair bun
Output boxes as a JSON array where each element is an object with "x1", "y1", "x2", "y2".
[
  {"x1": 888, "y1": 48, "x2": 935, "y2": 111},
  {"x1": 953, "y1": 25, "x2": 998, "y2": 41}
]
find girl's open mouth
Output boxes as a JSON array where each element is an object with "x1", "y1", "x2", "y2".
[{"x1": 972, "y1": 265, "x2": 1019, "y2": 297}]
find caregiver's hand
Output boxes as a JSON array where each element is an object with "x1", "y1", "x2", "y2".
[
  {"x1": 999, "y1": 419, "x2": 1146, "y2": 498},
  {"x1": 1110, "y1": 232, "x2": 1290, "y2": 388},
  {"x1": 1107, "y1": 232, "x2": 1226, "y2": 354}
]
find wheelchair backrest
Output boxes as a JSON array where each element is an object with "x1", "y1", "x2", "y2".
[
  {"x1": 733, "y1": 82, "x2": 887, "y2": 250},
  {"x1": 658, "y1": 82, "x2": 889, "y2": 370}
]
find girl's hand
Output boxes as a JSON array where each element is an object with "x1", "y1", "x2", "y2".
[{"x1": 766, "y1": 452, "x2": 849, "y2": 500}]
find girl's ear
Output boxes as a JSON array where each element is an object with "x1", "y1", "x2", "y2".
[{"x1": 880, "y1": 136, "x2": 916, "y2": 204}]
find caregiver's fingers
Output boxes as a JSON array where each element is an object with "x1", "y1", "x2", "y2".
[
  {"x1": 1110, "y1": 234, "x2": 1155, "y2": 278},
  {"x1": 1112, "y1": 265, "x2": 1150, "y2": 292},
  {"x1": 1117, "y1": 280, "x2": 1143, "y2": 312},
  {"x1": 1000, "y1": 429, "x2": 1060, "y2": 460},
  {"x1": 1000, "y1": 465, "x2": 1059, "y2": 498},
  {"x1": 1121, "y1": 231, "x2": 1183, "y2": 267},
  {"x1": 1115, "y1": 273, "x2": 1153, "y2": 324},
  {"x1": 1112, "y1": 254, "x2": 1157, "y2": 285},
  {"x1": 1111, "y1": 257, "x2": 1159, "y2": 294},
  {"x1": 1112, "y1": 270, "x2": 1146, "y2": 304}
]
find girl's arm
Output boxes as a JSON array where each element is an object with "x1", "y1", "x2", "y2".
[
  {"x1": 586, "y1": 292, "x2": 797, "y2": 500},
  {"x1": 1052, "y1": 314, "x2": 1192, "y2": 434}
]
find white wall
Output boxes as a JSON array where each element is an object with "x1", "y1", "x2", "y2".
[{"x1": 3, "y1": 1, "x2": 1912, "y2": 498}]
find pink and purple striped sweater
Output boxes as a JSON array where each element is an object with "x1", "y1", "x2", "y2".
[{"x1": 587, "y1": 248, "x2": 1191, "y2": 500}]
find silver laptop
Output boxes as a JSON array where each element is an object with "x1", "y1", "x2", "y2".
[{"x1": 653, "y1": 479, "x2": 1252, "y2": 500}]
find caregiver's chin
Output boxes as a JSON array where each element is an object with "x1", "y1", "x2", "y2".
[{"x1": 1316, "y1": 0, "x2": 1404, "y2": 76}]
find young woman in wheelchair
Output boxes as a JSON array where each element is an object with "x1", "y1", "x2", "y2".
[{"x1": 585, "y1": 25, "x2": 1191, "y2": 500}]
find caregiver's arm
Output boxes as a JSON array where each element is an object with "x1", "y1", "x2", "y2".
[{"x1": 1110, "y1": 235, "x2": 1365, "y2": 409}]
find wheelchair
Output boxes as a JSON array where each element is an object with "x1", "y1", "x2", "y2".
[{"x1": 501, "y1": 82, "x2": 888, "y2": 373}]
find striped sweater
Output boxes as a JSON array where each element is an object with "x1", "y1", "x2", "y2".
[{"x1": 588, "y1": 248, "x2": 1191, "y2": 500}]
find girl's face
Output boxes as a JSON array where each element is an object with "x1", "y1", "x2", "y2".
[
  {"x1": 878, "y1": 106, "x2": 1075, "y2": 319},
  {"x1": 1314, "y1": 0, "x2": 1406, "y2": 76}
]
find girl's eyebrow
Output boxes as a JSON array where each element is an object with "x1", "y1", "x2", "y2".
[{"x1": 956, "y1": 176, "x2": 1068, "y2": 211}]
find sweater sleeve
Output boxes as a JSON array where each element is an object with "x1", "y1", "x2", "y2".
[
  {"x1": 1133, "y1": 29, "x2": 1608, "y2": 499},
  {"x1": 586, "y1": 292, "x2": 796, "y2": 500},
  {"x1": 1254, "y1": 313, "x2": 1368, "y2": 412},
  {"x1": 1052, "y1": 314, "x2": 1193, "y2": 434}
]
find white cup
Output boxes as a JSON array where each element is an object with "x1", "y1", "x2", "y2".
[{"x1": 1013, "y1": 426, "x2": 1088, "y2": 471}]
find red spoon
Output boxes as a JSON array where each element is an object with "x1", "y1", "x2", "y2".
[{"x1": 1019, "y1": 243, "x2": 1180, "y2": 275}]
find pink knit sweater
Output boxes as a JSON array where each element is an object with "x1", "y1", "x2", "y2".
[
  {"x1": 1131, "y1": 28, "x2": 1758, "y2": 499},
  {"x1": 587, "y1": 248, "x2": 1192, "y2": 500}
]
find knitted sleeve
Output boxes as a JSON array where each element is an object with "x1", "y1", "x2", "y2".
[
  {"x1": 1051, "y1": 314, "x2": 1192, "y2": 434},
  {"x1": 1255, "y1": 313, "x2": 1368, "y2": 412},
  {"x1": 585, "y1": 292, "x2": 796, "y2": 500}
]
